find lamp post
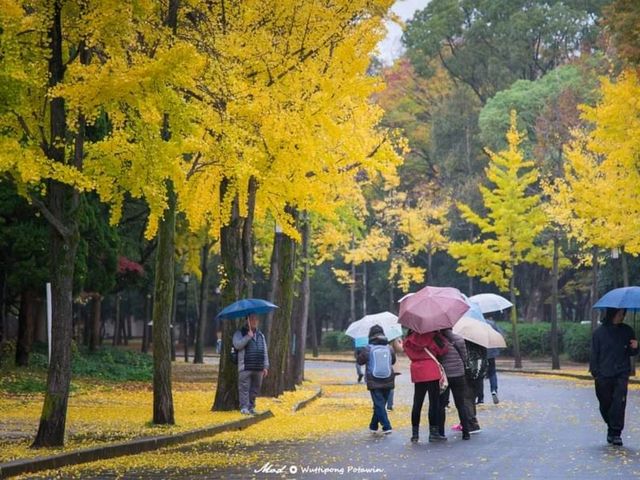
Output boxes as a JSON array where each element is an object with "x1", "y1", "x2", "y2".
[{"x1": 182, "y1": 272, "x2": 191, "y2": 362}]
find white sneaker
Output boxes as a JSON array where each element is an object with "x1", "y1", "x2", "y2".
[
  {"x1": 240, "y1": 408, "x2": 251, "y2": 415},
  {"x1": 492, "y1": 392, "x2": 499, "y2": 404}
]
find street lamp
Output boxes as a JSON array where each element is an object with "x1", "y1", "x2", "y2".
[{"x1": 182, "y1": 272, "x2": 191, "y2": 362}]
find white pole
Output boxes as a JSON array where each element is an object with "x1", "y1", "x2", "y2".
[{"x1": 46, "y1": 282, "x2": 52, "y2": 364}]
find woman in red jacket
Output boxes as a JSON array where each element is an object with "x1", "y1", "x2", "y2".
[{"x1": 403, "y1": 329, "x2": 449, "y2": 443}]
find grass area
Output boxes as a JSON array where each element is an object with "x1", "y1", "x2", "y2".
[
  {"x1": 0, "y1": 344, "x2": 154, "y2": 395},
  {"x1": 26, "y1": 367, "x2": 384, "y2": 478},
  {"x1": 0, "y1": 355, "x2": 321, "y2": 465}
]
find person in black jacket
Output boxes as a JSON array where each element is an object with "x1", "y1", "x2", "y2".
[
  {"x1": 357, "y1": 325, "x2": 396, "y2": 434},
  {"x1": 590, "y1": 308, "x2": 639, "y2": 446}
]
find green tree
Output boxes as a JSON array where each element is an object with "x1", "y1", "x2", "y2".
[
  {"x1": 403, "y1": 0, "x2": 609, "y2": 104},
  {"x1": 478, "y1": 65, "x2": 597, "y2": 157},
  {"x1": 449, "y1": 112, "x2": 550, "y2": 368}
]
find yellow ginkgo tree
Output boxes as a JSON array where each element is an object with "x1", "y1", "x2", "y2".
[
  {"x1": 449, "y1": 112, "x2": 550, "y2": 368},
  {"x1": 551, "y1": 70, "x2": 640, "y2": 286}
]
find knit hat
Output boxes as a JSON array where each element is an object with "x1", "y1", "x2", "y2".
[{"x1": 368, "y1": 324, "x2": 384, "y2": 339}]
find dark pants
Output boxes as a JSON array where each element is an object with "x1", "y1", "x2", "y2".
[
  {"x1": 595, "y1": 375, "x2": 629, "y2": 436},
  {"x1": 439, "y1": 375, "x2": 471, "y2": 435},
  {"x1": 411, "y1": 380, "x2": 440, "y2": 429},
  {"x1": 463, "y1": 375, "x2": 480, "y2": 429},
  {"x1": 474, "y1": 377, "x2": 484, "y2": 402},
  {"x1": 369, "y1": 388, "x2": 392, "y2": 432}
]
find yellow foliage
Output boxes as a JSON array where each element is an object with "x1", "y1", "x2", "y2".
[
  {"x1": 549, "y1": 70, "x2": 640, "y2": 255},
  {"x1": 449, "y1": 111, "x2": 549, "y2": 292}
]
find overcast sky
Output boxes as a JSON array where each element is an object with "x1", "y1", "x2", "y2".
[{"x1": 377, "y1": 0, "x2": 431, "y2": 65}]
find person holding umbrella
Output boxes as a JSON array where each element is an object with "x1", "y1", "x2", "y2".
[
  {"x1": 398, "y1": 286, "x2": 471, "y2": 442},
  {"x1": 403, "y1": 329, "x2": 449, "y2": 442},
  {"x1": 217, "y1": 298, "x2": 277, "y2": 415},
  {"x1": 357, "y1": 325, "x2": 396, "y2": 435},
  {"x1": 590, "y1": 307, "x2": 638, "y2": 446},
  {"x1": 232, "y1": 313, "x2": 270, "y2": 415}
]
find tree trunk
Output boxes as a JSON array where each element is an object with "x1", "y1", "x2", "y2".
[
  {"x1": 550, "y1": 236, "x2": 560, "y2": 370},
  {"x1": 262, "y1": 227, "x2": 297, "y2": 397},
  {"x1": 0, "y1": 270, "x2": 6, "y2": 345},
  {"x1": 349, "y1": 261, "x2": 356, "y2": 325},
  {"x1": 89, "y1": 295, "x2": 101, "y2": 352},
  {"x1": 621, "y1": 248, "x2": 629, "y2": 287},
  {"x1": 293, "y1": 215, "x2": 311, "y2": 384},
  {"x1": 309, "y1": 300, "x2": 319, "y2": 358},
  {"x1": 113, "y1": 294, "x2": 122, "y2": 346},
  {"x1": 32, "y1": 1, "x2": 80, "y2": 447},
  {"x1": 265, "y1": 225, "x2": 280, "y2": 341},
  {"x1": 141, "y1": 292, "x2": 150, "y2": 354},
  {"x1": 151, "y1": 181, "x2": 177, "y2": 425},
  {"x1": 16, "y1": 289, "x2": 38, "y2": 367},
  {"x1": 509, "y1": 271, "x2": 522, "y2": 369},
  {"x1": 194, "y1": 242, "x2": 211, "y2": 364},
  {"x1": 170, "y1": 270, "x2": 178, "y2": 361},
  {"x1": 362, "y1": 263, "x2": 367, "y2": 316},
  {"x1": 182, "y1": 280, "x2": 189, "y2": 363},
  {"x1": 590, "y1": 248, "x2": 599, "y2": 332},
  {"x1": 427, "y1": 250, "x2": 433, "y2": 284},
  {"x1": 212, "y1": 179, "x2": 257, "y2": 411}
]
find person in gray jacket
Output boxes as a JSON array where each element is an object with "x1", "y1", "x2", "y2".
[
  {"x1": 233, "y1": 313, "x2": 269, "y2": 415},
  {"x1": 438, "y1": 328, "x2": 472, "y2": 440}
]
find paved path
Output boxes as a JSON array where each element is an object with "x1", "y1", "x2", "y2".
[{"x1": 45, "y1": 360, "x2": 640, "y2": 479}]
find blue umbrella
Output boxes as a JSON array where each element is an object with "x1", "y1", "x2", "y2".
[
  {"x1": 216, "y1": 298, "x2": 278, "y2": 319},
  {"x1": 593, "y1": 287, "x2": 640, "y2": 312}
]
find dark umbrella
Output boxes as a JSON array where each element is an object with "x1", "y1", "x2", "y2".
[{"x1": 216, "y1": 298, "x2": 278, "y2": 319}]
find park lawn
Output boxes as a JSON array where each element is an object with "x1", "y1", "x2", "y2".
[
  {"x1": 25, "y1": 370, "x2": 408, "y2": 478},
  {"x1": 0, "y1": 361, "x2": 319, "y2": 464}
]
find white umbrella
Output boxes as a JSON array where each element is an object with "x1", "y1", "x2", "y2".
[
  {"x1": 345, "y1": 312, "x2": 400, "y2": 340},
  {"x1": 468, "y1": 293, "x2": 513, "y2": 314},
  {"x1": 453, "y1": 316, "x2": 506, "y2": 349}
]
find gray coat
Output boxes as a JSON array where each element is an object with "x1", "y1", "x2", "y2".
[{"x1": 440, "y1": 329, "x2": 468, "y2": 378}]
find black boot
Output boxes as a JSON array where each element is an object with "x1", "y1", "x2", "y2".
[
  {"x1": 428, "y1": 426, "x2": 447, "y2": 442},
  {"x1": 410, "y1": 426, "x2": 419, "y2": 443}
]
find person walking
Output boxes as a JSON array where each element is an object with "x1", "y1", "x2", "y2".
[
  {"x1": 483, "y1": 318, "x2": 503, "y2": 404},
  {"x1": 462, "y1": 339, "x2": 487, "y2": 434},
  {"x1": 386, "y1": 338, "x2": 404, "y2": 411},
  {"x1": 403, "y1": 329, "x2": 449, "y2": 442},
  {"x1": 232, "y1": 313, "x2": 269, "y2": 415},
  {"x1": 355, "y1": 342, "x2": 366, "y2": 383},
  {"x1": 590, "y1": 307, "x2": 639, "y2": 446},
  {"x1": 357, "y1": 325, "x2": 396, "y2": 434},
  {"x1": 440, "y1": 329, "x2": 472, "y2": 440}
]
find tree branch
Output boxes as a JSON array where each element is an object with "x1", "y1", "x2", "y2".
[{"x1": 30, "y1": 195, "x2": 72, "y2": 238}]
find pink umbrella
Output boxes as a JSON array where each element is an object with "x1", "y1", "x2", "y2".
[{"x1": 398, "y1": 286, "x2": 470, "y2": 333}]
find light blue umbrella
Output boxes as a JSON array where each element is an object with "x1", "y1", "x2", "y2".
[
  {"x1": 462, "y1": 294, "x2": 487, "y2": 322},
  {"x1": 216, "y1": 298, "x2": 278, "y2": 319},
  {"x1": 593, "y1": 287, "x2": 640, "y2": 312},
  {"x1": 354, "y1": 337, "x2": 368, "y2": 348}
]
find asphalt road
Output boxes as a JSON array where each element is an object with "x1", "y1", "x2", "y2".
[{"x1": 52, "y1": 360, "x2": 640, "y2": 480}]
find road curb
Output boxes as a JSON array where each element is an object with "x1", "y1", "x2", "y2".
[
  {"x1": 305, "y1": 357, "x2": 354, "y2": 364},
  {"x1": 498, "y1": 368, "x2": 640, "y2": 384},
  {"x1": 0, "y1": 411, "x2": 273, "y2": 479},
  {"x1": 292, "y1": 387, "x2": 322, "y2": 412}
]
